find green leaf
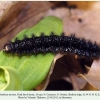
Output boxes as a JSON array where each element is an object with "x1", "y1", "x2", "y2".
[
  {"x1": 0, "y1": 16, "x2": 63, "y2": 90},
  {"x1": 0, "y1": 66, "x2": 23, "y2": 90}
]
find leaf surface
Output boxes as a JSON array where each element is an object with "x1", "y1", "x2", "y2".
[
  {"x1": 79, "y1": 60, "x2": 100, "y2": 90},
  {"x1": 0, "y1": 16, "x2": 63, "y2": 90}
]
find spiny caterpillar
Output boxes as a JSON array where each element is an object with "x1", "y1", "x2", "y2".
[{"x1": 3, "y1": 32, "x2": 100, "y2": 58}]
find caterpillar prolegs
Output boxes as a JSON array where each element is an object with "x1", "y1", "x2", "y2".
[{"x1": 3, "y1": 33, "x2": 100, "y2": 59}]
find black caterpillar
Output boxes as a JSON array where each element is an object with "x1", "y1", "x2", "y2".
[{"x1": 3, "y1": 32, "x2": 100, "y2": 59}]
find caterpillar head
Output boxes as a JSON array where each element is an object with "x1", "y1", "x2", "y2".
[{"x1": 3, "y1": 44, "x2": 12, "y2": 53}]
